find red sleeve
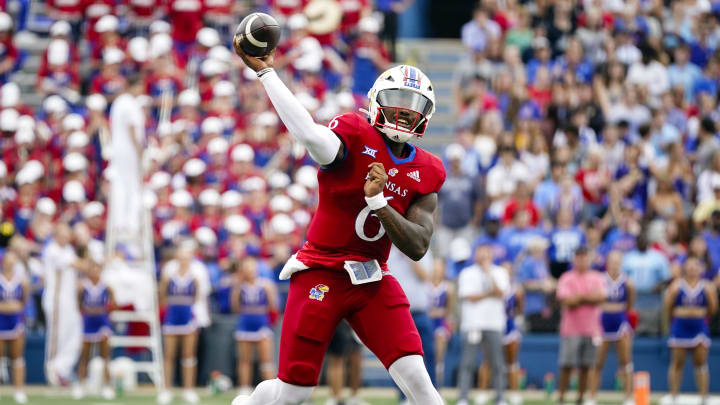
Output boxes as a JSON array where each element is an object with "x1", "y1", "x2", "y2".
[
  {"x1": 70, "y1": 69, "x2": 81, "y2": 87},
  {"x1": 529, "y1": 203, "x2": 540, "y2": 225},
  {"x1": 5, "y1": 42, "x2": 17, "y2": 60},
  {"x1": 327, "y1": 112, "x2": 360, "y2": 155},
  {"x1": 429, "y1": 154, "x2": 446, "y2": 194},
  {"x1": 90, "y1": 76, "x2": 103, "y2": 93},
  {"x1": 575, "y1": 169, "x2": 584, "y2": 184},
  {"x1": 502, "y1": 201, "x2": 516, "y2": 224}
]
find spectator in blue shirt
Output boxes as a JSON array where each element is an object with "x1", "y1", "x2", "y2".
[
  {"x1": 437, "y1": 144, "x2": 483, "y2": 259},
  {"x1": 549, "y1": 208, "x2": 585, "y2": 278},
  {"x1": 603, "y1": 203, "x2": 640, "y2": 253},
  {"x1": 702, "y1": 210, "x2": 720, "y2": 274},
  {"x1": 472, "y1": 216, "x2": 507, "y2": 266},
  {"x1": 620, "y1": 233, "x2": 671, "y2": 335},
  {"x1": 350, "y1": 17, "x2": 390, "y2": 97},
  {"x1": 667, "y1": 44, "x2": 702, "y2": 103},
  {"x1": 517, "y1": 236, "x2": 554, "y2": 329},
  {"x1": 525, "y1": 37, "x2": 553, "y2": 84},
  {"x1": 534, "y1": 161, "x2": 564, "y2": 220},
  {"x1": 498, "y1": 210, "x2": 545, "y2": 264}
]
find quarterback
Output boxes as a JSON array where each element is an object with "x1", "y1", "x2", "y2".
[{"x1": 233, "y1": 38, "x2": 446, "y2": 405}]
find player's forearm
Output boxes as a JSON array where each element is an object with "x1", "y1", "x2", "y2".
[
  {"x1": 259, "y1": 70, "x2": 341, "y2": 165},
  {"x1": 375, "y1": 206, "x2": 431, "y2": 261}
]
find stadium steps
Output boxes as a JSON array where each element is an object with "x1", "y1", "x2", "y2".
[{"x1": 397, "y1": 39, "x2": 466, "y2": 156}]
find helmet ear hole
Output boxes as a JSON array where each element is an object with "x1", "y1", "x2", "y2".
[
  {"x1": 428, "y1": 85, "x2": 432, "y2": 91},
  {"x1": 386, "y1": 76, "x2": 395, "y2": 82}
]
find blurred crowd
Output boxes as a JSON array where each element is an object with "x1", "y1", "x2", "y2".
[
  {"x1": 436, "y1": 0, "x2": 720, "y2": 338},
  {"x1": 0, "y1": 0, "x2": 398, "y2": 332}
]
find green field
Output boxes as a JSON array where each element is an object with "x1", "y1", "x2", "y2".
[
  {"x1": 0, "y1": 395, "x2": 551, "y2": 405},
  {"x1": 0, "y1": 388, "x2": 641, "y2": 405}
]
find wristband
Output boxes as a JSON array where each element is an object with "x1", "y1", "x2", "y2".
[
  {"x1": 364, "y1": 193, "x2": 387, "y2": 210},
  {"x1": 256, "y1": 67, "x2": 274, "y2": 78}
]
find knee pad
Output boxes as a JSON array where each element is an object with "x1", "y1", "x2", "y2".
[
  {"x1": 508, "y1": 362, "x2": 520, "y2": 372},
  {"x1": 182, "y1": 357, "x2": 197, "y2": 367},
  {"x1": 261, "y1": 362, "x2": 275, "y2": 372},
  {"x1": 248, "y1": 378, "x2": 314, "y2": 405},
  {"x1": 624, "y1": 362, "x2": 634, "y2": 374},
  {"x1": 388, "y1": 355, "x2": 443, "y2": 405},
  {"x1": 13, "y1": 358, "x2": 25, "y2": 368}
]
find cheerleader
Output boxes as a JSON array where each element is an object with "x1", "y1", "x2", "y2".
[
  {"x1": 428, "y1": 261, "x2": 453, "y2": 386},
  {"x1": 0, "y1": 251, "x2": 28, "y2": 404},
  {"x1": 503, "y1": 272, "x2": 524, "y2": 405},
  {"x1": 158, "y1": 243, "x2": 201, "y2": 405},
  {"x1": 76, "y1": 262, "x2": 116, "y2": 400},
  {"x1": 231, "y1": 257, "x2": 277, "y2": 395},
  {"x1": 590, "y1": 250, "x2": 635, "y2": 405},
  {"x1": 663, "y1": 257, "x2": 717, "y2": 405}
]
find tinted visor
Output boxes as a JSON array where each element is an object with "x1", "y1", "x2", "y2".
[{"x1": 376, "y1": 89, "x2": 433, "y2": 117}]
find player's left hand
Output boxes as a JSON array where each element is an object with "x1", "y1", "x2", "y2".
[{"x1": 364, "y1": 162, "x2": 388, "y2": 197}]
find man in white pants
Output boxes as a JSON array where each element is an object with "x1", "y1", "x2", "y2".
[
  {"x1": 456, "y1": 243, "x2": 509, "y2": 405},
  {"x1": 109, "y1": 75, "x2": 145, "y2": 241},
  {"x1": 42, "y1": 224, "x2": 83, "y2": 387}
]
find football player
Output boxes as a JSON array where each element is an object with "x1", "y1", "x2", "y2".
[{"x1": 232, "y1": 39, "x2": 446, "y2": 405}]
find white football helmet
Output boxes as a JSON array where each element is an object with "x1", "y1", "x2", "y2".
[{"x1": 367, "y1": 65, "x2": 435, "y2": 143}]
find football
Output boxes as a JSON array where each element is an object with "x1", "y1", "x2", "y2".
[{"x1": 233, "y1": 12, "x2": 281, "y2": 58}]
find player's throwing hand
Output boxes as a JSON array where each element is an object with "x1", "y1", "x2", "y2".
[
  {"x1": 364, "y1": 162, "x2": 388, "y2": 197},
  {"x1": 233, "y1": 36, "x2": 275, "y2": 72}
]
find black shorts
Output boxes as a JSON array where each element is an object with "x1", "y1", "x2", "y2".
[{"x1": 327, "y1": 320, "x2": 361, "y2": 356}]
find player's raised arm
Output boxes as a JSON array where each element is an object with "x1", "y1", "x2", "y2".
[{"x1": 233, "y1": 41, "x2": 344, "y2": 166}]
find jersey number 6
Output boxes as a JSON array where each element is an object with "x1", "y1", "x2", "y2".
[{"x1": 354, "y1": 196, "x2": 393, "y2": 242}]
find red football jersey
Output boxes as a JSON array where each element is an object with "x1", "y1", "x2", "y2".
[{"x1": 296, "y1": 112, "x2": 446, "y2": 271}]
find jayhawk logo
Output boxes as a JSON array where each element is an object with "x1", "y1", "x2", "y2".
[
  {"x1": 388, "y1": 168, "x2": 399, "y2": 177},
  {"x1": 309, "y1": 284, "x2": 330, "y2": 301}
]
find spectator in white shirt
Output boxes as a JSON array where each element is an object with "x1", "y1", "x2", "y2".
[
  {"x1": 626, "y1": 45, "x2": 669, "y2": 106},
  {"x1": 486, "y1": 146, "x2": 530, "y2": 216},
  {"x1": 456, "y1": 244, "x2": 510, "y2": 405}
]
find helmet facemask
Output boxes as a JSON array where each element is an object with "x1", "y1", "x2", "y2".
[{"x1": 373, "y1": 88, "x2": 433, "y2": 143}]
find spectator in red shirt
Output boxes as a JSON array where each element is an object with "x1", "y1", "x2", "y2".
[
  {"x1": 203, "y1": 137, "x2": 230, "y2": 187},
  {"x1": 91, "y1": 15, "x2": 127, "y2": 69},
  {"x1": 206, "y1": 81, "x2": 244, "y2": 137},
  {"x1": 166, "y1": 0, "x2": 205, "y2": 63},
  {"x1": 45, "y1": 0, "x2": 84, "y2": 42},
  {"x1": 269, "y1": 0, "x2": 308, "y2": 20},
  {"x1": 203, "y1": 0, "x2": 239, "y2": 43},
  {"x1": 127, "y1": 36, "x2": 151, "y2": 76},
  {"x1": 185, "y1": 27, "x2": 220, "y2": 72},
  {"x1": 225, "y1": 144, "x2": 261, "y2": 191},
  {"x1": 575, "y1": 146, "x2": 611, "y2": 222},
  {"x1": 503, "y1": 181, "x2": 540, "y2": 226},
  {"x1": 339, "y1": 0, "x2": 371, "y2": 37},
  {"x1": 83, "y1": 0, "x2": 116, "y2": 44},
  {"x1": 2, "y1": 82, "x2": 33, "y2": 117},
  {"x1": 125, "y1": 0, "x2": 163, "y2": 36},
  {"x1": 527, "y1": 66, "x2": 553, "y2": 111},
  {"x1": 37, "y1": 39, "x2": 81, "y2": 100},
  {"x1": 173, "y1": 89, "x2": 202, "y2": 139},
  {"x1": 193, "y1": 188, "x2": 223, "y2": 232},
  {"x1": 0, "y1": 12, "x2": 18, "y2": 83},
  {"x1": 39, "y1": 21, "x2": 81, "y2": 79},
  {"x1": 90, "y1": 48, "x2": 128, "y2": 103}
]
